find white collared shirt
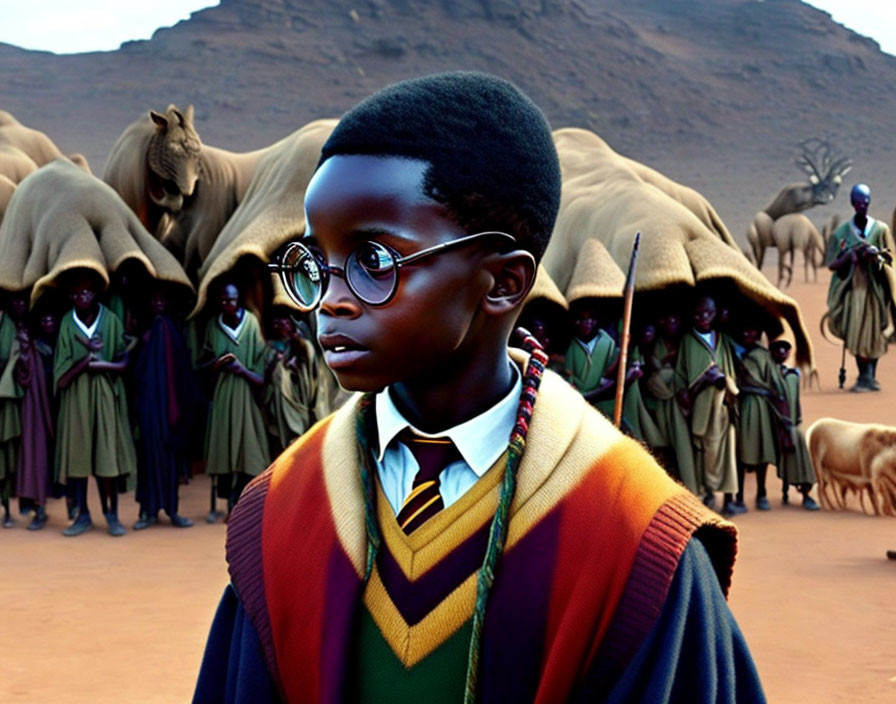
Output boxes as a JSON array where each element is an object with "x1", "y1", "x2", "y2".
[
  {"x1": 73, "y1": 306, "x2": 102, "y2": 339},
  {"x1": 696, "y1": 330, "x2": 715, "y2": 349},
  {"x1": 218, "y1": 310, "x2": 246, "y2": 343},
  {"x1": 575, "y1": 335, "x2": 599, "y2": 354},
  {"x1": 374, "y1": 361, "x2": 521, "y2": 515}
]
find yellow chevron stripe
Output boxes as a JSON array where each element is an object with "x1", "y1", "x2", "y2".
[
  {"x1": 400, "y1": 494, "x2": 442, "y2": 530},
  {"x1": 399, "y1": 480, "x2": 438, "y2": 511}
]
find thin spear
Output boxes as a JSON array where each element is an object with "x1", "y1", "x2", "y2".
[{"x1": 613, "y1": 232, "x2": 641, "y2": 428}]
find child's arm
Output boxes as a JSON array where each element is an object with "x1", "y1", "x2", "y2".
[
  {"x1": 88, "y1": 352, "x2": 129, "y2": 374},
  {"x1": 224, "y1": 358, "x2": 264, "y2": 387}
]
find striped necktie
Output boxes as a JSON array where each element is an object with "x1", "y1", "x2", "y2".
[{"x1": 395, "y1": 429, "x2": 461, "y2": 534}]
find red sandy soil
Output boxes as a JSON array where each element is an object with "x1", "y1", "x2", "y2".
[{"x1": 1, "y1": 264, "x2": 895, "y2": 703}]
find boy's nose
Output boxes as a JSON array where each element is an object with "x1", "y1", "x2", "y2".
[{"x1": 318, "y1": 275, "x2": 362, "y2": 318}]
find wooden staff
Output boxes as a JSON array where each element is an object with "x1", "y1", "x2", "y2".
[{"x1": 613, "y1": 232, "x2": 641, "y2": 428}]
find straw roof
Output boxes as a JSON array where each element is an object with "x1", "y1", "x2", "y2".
[
  {"x1": 0, "y1": 158, "x2": 192, "y2": 304},
  {"x1": 543, "y1": 127, "x2": 814, "y2": 368},
  {"x1": 193, "y1": 119, "x2": 337, "y2": 315}
]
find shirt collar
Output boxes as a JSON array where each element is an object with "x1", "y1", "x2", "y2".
[
  {"x1": 218, "y1": 309, "x2": 246, "y2": 343},
  {"x1": 73, "y1": 305, "x2": 102, "y2": 339},
  {"x1": 374, "y1": 360, "x2": 522, "y2": 477}
]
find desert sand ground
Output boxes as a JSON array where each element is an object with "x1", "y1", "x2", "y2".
[{"x1": 1, "y1": 262, "x2": 895, "y2": 703}]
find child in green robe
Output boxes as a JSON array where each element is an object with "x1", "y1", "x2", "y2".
[
  {"x1": 769, "y1": 340, "x2": 820, "y2": 511},
  {"x1": 645, "y1": 309, "x2": 695, "y2": 489},
  {"x1": 55, "y1": 270, "x2": 136, "y2": 537},
  {"x1": 199, "y1": 282, "x2": 270, "y2": 516},
  {"x1": 0, "y1": 295, "x2": 23, "y2": 528},
  {"x1": 263, "y1": 308, "x2": 318, "y2": 455},
  {"x1": 675, "y1": 294, "x2": 739, "y2": 510},
  {"x1": 730, "y1": 323, "x2": 783, "y2": 514}
]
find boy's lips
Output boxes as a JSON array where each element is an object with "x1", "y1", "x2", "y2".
[{"x1": 318, "y1": 332, "x2": 370, "y2": 368}]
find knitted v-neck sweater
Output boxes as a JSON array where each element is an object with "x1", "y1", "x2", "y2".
[{"x1": 224, "y1": 354, "x2": 736, "y2": 703}]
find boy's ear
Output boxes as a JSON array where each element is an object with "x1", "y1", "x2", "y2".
[{"x1": 481, "y1": 250, "x2": 537, "y2": 315}]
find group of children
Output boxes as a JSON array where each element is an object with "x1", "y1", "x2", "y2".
[
  {"x1": 0, "y1": 269, "x2": 326, "y2": 536},
  {"x1": 531, "y1": 290, "x2": 819, "y2": 516}
]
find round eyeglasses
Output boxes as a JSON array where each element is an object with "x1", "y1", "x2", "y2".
[{"x1": 268, "y1": 231, "x2": 517, "y2": 312}]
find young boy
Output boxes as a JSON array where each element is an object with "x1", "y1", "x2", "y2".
[
  {"x1": 645, "y1": 308, "x2": 694, "y2": 489},
  {"x1": 13, "y1": 292, "x2": 55, "y2": 530},
  {"x1": 55, "y1": 269, "x2": 136, "y2": 536},
  {"x1": 195, "y1": 73, "x2": 764, "y2": 702},
  {"x1": 263, "y1": 307, "x2": 318, "y2": 454},
  {"x1": 730, "y1": 323, "x2": 781, "y2": 514},
  {"x1": 0, "y1": 293, "x2": 23, "y2": 527},
  {"x1": 675, "y1": 294, "x2": 739, "y2": 509},
  {"x1": 769, "y1": 339, "x2": 820, "y2": 510},
  {"x1": 198, "y1": 281, "x2": 270, "y2": 516},
  {"x1": 133, "y1": 285, "x2": 199, "y2": 529}
]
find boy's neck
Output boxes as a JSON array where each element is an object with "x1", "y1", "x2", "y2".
[
  {"x1": 75, "y1": 304, "x2": 100, "y2": 327},
  {"x1": 386, "y1": 342, "x2": 516, "y2": 434}
]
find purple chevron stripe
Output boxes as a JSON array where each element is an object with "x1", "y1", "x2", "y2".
[
  {"x1": 377, "y1": 518, "x2": 492, "y2": 625},
  {"x1": 479, "y1": 508, "x2": 561, "y2": 703}
]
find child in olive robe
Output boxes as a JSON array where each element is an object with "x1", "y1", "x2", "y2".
[
  {"x1": 645, "y1": 310, "x2": 694, "y2": 487},
  {"x1": 55, "y1": 271, "x2": 136, "y2": 537},
  {"x1": 675, "y1": 295, "x2": 739, "y2": 509},
  {"x1": 730, "y1": 323, "x2": 783, "y2": 514},
  {"x1": 769, "y1": 340, "x2": 820, "y2": 510},
  {"x1": 199, "y1": 282, "x2": 270, "y2": 515},
  {"x1": 263, "y1": 308, "x2": 318, "y2": 456},
  {"x1": 564, "y1": 302, "x2": 647, "y2": 434},
  {"x1": 0, "y1": 295, "x2": 23, "y2": 528}
]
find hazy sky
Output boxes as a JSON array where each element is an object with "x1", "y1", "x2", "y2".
[{"x1": 0, "y1": 0, "x2": 893, "y2": 56}]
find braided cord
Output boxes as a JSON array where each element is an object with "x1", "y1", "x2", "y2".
[
  {"x1": 353, "y1": 330, "x2": 548, "y2": 703},
  {"x1": 464, "y1": 332, "x2": 547, "y2": 704},
  {"x1": 356, "y1": 394, "x2": 382, "y2": 581}
]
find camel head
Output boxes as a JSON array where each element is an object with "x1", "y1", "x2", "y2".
[
  {"x1": 146, "y1": 104, "x2": 201, "y2": 214},
  {"x1": 795, "y1": 138, "x2": 853, "y2": 207}
]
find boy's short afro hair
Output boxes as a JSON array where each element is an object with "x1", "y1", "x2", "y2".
[{"x1": 318, "y1": 71, "x2": 561, "y2": 262}]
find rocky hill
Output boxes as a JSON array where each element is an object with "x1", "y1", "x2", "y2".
[{"x1": 3, "y1": 0, "x2": 896, "y2": 236}]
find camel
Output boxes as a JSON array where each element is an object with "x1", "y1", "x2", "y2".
[
  {"x1": 806, "y1": 417, "x2": 896, "y2": 516},
  {"x1": 746, "y1": 211, "x2": 775, "y2": 270},
  {"x1": 746, "y1": 140, "x2": 851, "y2": 279},
  {"x1": 771, "y1": 213, "x2": 825, "y2": 287}
]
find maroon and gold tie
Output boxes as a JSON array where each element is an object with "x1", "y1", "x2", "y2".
[{"x1": 395, "y1": 429, "x2": 461, "y2": 534}]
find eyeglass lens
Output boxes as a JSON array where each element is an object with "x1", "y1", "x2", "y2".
[
  {"x1": 346, "y1": 241, "x2": 397, "y2": 305},
  {"x1": 279, "y1": 240, "x2": 400, "y2": 310}
]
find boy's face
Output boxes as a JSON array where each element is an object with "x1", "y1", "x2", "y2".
[
  {"x1": 639, "y1": 323, "x2": 656, "y2": 346},
  {"x1": 573, "y1": 308, "x2": 599, "y2": 342},
  {"x1": 304, "y1": 155, "x2": 497, "y2": 391},
  {"x1": 218, "y1": 284, "x2": 239, "y2": 316},
  {"x1": 150, "y1": 290, "x2": 167, "y2": 316},
  {"x1": 659, "y1": 313, "x2": 680, "y2": 338},
  {"x1": 271, "y1": 315, "x2": 294, "y2": 340},
  {"x1": 693, "y1": 296, "x2": 716, "y2": 333},
  {"x1": 69, "y1": 282, "x2": 97, "y2": 312},
  {"x1": 770, "y1": 344, "x2": 790, "y2": 364},
  {"x1": 40, "y1": 313, "x2": 57, "y2": 336},
  {"x1": 739, "y1": 325, "x2": 760, "y2": 347},
  {"x1": 9, "y1": 295, "x2": 27, "y2": 320}
]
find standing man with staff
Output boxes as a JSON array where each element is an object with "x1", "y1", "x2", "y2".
[{"x1": 824, "y1": 183, "x2": 896, "y2": 392}]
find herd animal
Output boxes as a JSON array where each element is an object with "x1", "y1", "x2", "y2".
[{"x1": 807, "y1": 418, "x2": 896, "y2": 517}]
